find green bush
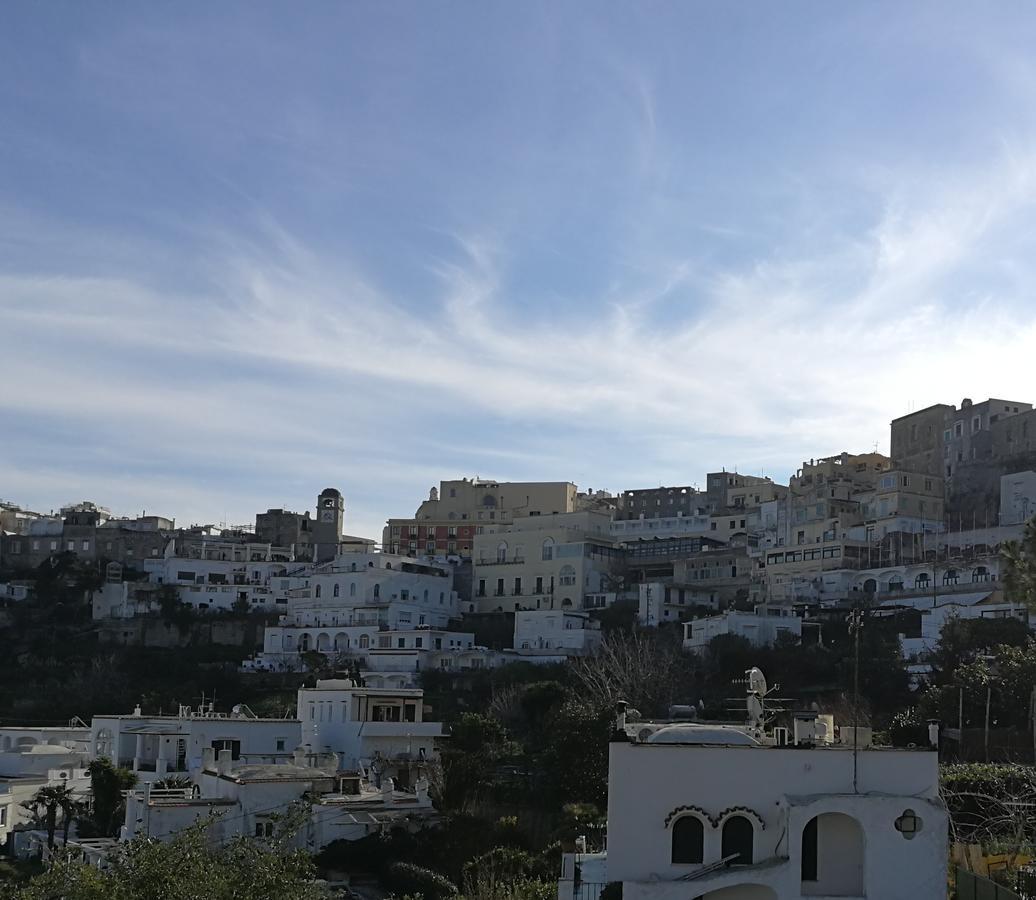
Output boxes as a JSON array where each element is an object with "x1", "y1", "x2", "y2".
[{"x1": 384, "y1": 862, "x2": 458, "y2": 900}]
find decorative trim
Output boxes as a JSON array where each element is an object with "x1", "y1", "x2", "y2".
[
  {"x1": 714, "y1": 806, "x2": 765, "y2": 830},
  {"x1": 664, "y1": 805, "x2": 713, "y2": 828},
  {"x1": 665, "y1": 805, "x2": 766, "y2": 830}
]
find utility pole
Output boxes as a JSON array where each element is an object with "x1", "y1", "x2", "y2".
[{"x1": 849, "y1": 607, "x2": 862, "y2": 794}]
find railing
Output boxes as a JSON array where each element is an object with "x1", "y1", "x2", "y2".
[
  {"x1": 574, "y1": 883, "x2": 606, "y2": 900},
  {"x1": 956, "y1": 867, "x2": 1022, "y2": 899}
]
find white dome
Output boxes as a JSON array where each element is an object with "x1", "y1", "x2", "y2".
[{"x1": 646, "y1": 724, "x2": 759, "y2": 746}]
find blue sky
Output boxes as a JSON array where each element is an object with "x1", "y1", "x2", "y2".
[{"x1": 3, "y1": 3, "x2": 1036, "y2": 538}]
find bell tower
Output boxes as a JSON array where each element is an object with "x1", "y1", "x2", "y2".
[{"x1": 313, "y1": 487, "x2": 344, "y2": 561}]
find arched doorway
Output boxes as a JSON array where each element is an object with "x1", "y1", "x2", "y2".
[
  {"x1": 721, "y1": 816, "x2": 754, "y2": 865},
  {"x1": 801, "y1": 812, "x2": 864, "y2": 896}
]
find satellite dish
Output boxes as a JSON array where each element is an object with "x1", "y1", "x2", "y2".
[{"x1": 747, "y1": 667, "x2": 768, "y2": 696}]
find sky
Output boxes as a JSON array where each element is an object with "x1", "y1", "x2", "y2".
[{"x1": 3, "y1": 2, "x2": 1036, "y2": 539}]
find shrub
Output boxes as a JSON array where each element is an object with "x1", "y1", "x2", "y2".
[{"x1": 384, "y1": 862, "x2": 458, "y2": 900}]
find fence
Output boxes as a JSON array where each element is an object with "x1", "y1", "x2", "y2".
[{"x1": 955, "y1": 867, "x2": 1022, "y2": 900}]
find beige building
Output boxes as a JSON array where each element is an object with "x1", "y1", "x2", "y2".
[
  {"x1": 471, "y1": 510, "x2": 619, "y2": 612},
  {"x1": 384, "y1": 478, "x2": 578, "y2": 558},
  {"x1": 891, "y1": 397, "x2": 1033, "y2": 480}
]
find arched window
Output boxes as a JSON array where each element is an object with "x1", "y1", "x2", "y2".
[
  {"x1": 350, "y1": 562, "x2": 357, "y2": 572},
  {"x1": 386, "y1": 562, "x2": 392, "y2": 570},
  {"x1": 350, "y1": 582, "x2": 356, "y2": 597},
  {"x1": 914, "y1": 573, "x2": 930, "y2": 589},
  {"x1": 333, "y1": 583, "x2": 340, "y2": 598},
  {"x1": 334, "y1": 633, "x2": 348, "y2": 651},
  {"x1": 562, "y1": 597, "x2": 572, "y2": 606},
  {"x1": 359, "y1": 634, "x2": 369, "y2": 649},
  {"x1": 542, "y1": 538, "x2": 554, "y2": 561},
  {"x1": 559, "y1": 565, "x2": 576, "y2": 586},
  {"x1": 315, "y1": 584, "x2": 322, "y2": 598},
  {"x1": 497, "y1": 542, "x2": 508, "y2": 563},
  {"x1": 888, "y1": 576, "x2": 904, "y2": 592},
  {"x1": 94, "y1": 728, "x2": 113, "y2": 759},
  {"x1": 943, "y1": 569, "x2": 959, "y2": 585},
  {"x1": 671, "y1": 816, "x2": 704, "y2": 864},
  {"x1": 299, "y1": 633, "x2": 311, "y2": 652},
  {"x1": 373, "y1": 584, "x2": 380, "y2": 599},
  {"x1": 972, "y1": 566, "x2": 989, "y2": 583},
  {"x1": 862, "y1": 578, "x2": 877, "y2": 594},
  {"x1": 721, "y1": 816, "x2": 754, "y2": 865}
]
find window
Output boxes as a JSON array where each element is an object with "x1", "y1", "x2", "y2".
[
  {"x1": 721, "y1": 815, "x2": 754, "y2": 865},
  {"x1": 944, "y1": 429, "x2": 952, "y2": 442},
  {"x1": 276, "y1": 739, "x2": 285, "y2": 751},
  {"x1": 359, "y1": 634, "x2": 369, "y2": 648},
  {"x1": 0, "y1": 805, "x2": 6, "y2": 826},
  {"x1": 373, "y1": 584, "x2": 380, "y2": 598},
  {"x1": 315, "y1": 584, "x2": 322, "y2": 598},
  {"x1": 671, "y1": 816, "x2": 704, "y2": 864},
  {"x1": 349, "y1": 582, "x2": 356, "y2": 597},
  {"x1": 542, "y1": 539, "x2": 554, "y2": 561},
  {"x1": 255, "y1": 821, "x2": 275, "y2": 837},
  {"x1": 497, "y1": 541, "x2": 507, "y2": 563},
  {"x1": 82, "y1": 540, "x2": 90, "y2": 551},
  {"x1": 333, "y1": 583, "x2": 340, "y2": 598},
  {"x1": 954, "y1": 421, "x2": 963, "y2": 437},
  {"x1": 972, "y1": 416, "x2": 981, "y2": 433},
  {"x1": 478, "y1": 579, "x2": 486, "y2": 597},
  {"x1": 513, "y1": 577, "x2": 522, "y2": 595},
  {"x1": 535, "y1": 576, "x2": 543, "y2": 594},
  {"x1": 496, "y1": 578, "x2": 505, "y2": 596},
  {"x1": 211, "y1": 739, "x2": 241, "y2": 760},
  {"x1": 559, "y1": 565, "x2": 576, "y2": 586}
]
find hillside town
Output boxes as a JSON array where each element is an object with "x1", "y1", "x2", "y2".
[{"x1": 3, "y1": 396, "x2": 1036, "y2": 897}]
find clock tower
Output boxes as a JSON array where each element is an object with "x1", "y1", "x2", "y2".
[{"x1": 313, "y1": 487, "x2": 344, "y2": 562}]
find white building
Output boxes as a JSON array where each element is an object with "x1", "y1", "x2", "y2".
[
  {"x1": 1001, "y1": 471, "x2": 1036, "y2": 526},
  {"x1": 0, "y1": 726, "x2": 91, "y2": 845},
  {"x1": 683, "y1": 607, "x2": 803, "y2": 653},
  {"x1": 511, "y1": 609, "x2": 602, "y2": 658},
  {"x1": 0, "y1": 581, "x2": 32, "y2": 603},
  {"x1": 297, "y1": 680, "x2": 443, "y2": 787},
  {"x1": 118, "y1": 747, "x2": 435, "y2": 852},
  {"x1": 559, "y1": 702, "x2": 947, "y2": 900},
  {"x1": 90, "y1": 704, "x2": 301, "y2": 782},
  {"x1": 242, "y1": 551, "x2": 470, "y2": 676}
]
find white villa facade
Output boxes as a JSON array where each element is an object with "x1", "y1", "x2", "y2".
[{"x1": 560, "y1": 703, "x2": 947, "y2": 900}]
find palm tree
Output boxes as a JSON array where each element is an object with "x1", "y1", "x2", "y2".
[{"x1": 22, "y1": 783, "x2": 77, "y2": 849}]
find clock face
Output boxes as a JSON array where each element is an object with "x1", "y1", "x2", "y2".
[{"x1": 320, "y1": 510, "x2": 335, "y2": 522}]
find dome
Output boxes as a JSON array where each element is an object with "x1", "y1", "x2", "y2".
[{"x1": 646, "y1": 724, "x2": 759, "y2": 746}]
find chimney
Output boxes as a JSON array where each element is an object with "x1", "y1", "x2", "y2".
[
  {"x1": 381, "y1": 777, "x2": 395, "y2": 803},
  {"x1": 793, "y1": 713, "x2": 817, "y2": 747},
  {"x1": 202, "y1": 747, "x2": 216, "y2": 773},
  {"x1": 615, "y1": 700, "x2": 628, "y2": 732},
  {"x1": 928, "y1": 720, "x2": 940, "y2": 750},
  {"x1": 216, "y1": 749, "x2": 233, "y2": 777}
]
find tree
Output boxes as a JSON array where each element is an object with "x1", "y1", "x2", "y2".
[
  {"x1": 83, "y1": 758, "x2": 137, "y2": 837},
  {"x1": 1004, "y1": 516, "x2": 1036, "y2": 609},
  {"x1": 536, "y1": 701, "x2": 612, "y2": 808},
  {"x1": 929, "y1": 617, "x2": 1031, "y2": 685},
  {"x1": 569, "y1": 629, "x2": 687, "y2": 716},
  {"x1": 437, "y1": 714, "x2": 517, "y2": 812},
  {"x1": 12, "y1": 816, "x2": 327, "y2": 900},
  {"x1": 21, "y1": 784, "x2": 77, "y2": 849}
]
